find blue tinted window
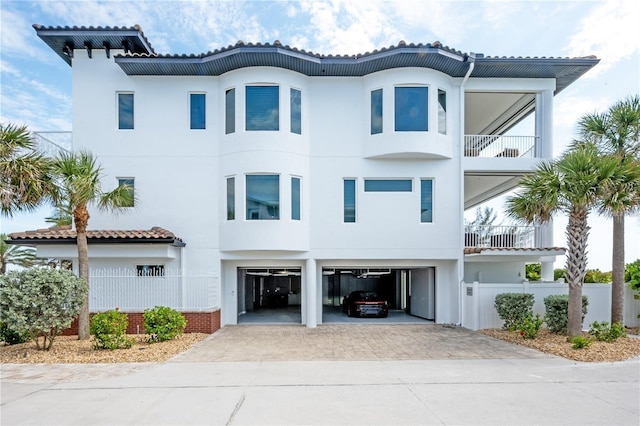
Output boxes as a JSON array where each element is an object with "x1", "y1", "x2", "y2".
[
  {"x1": 395, "y1": 87, "x2": 428, "y2": 131},
  {"x1": 227, "y1": 177, "x2": 235, "y2": 220},
  {"x1": 371, "y1": 89, "x2": 383, "y2": 134},
  {"x1": 190, "y1": 93, "x2": 206, "y2": 129},
  {"x1": 246, "y1": 175, "x2": 279, "y2": 220},
  {"x1": 246, "y1": 86, "x2": 279, "y2": 131},
  {"x1": 421, "y1": 179, "x2": 433, "y2": 223},
  {"x1": 118, "y1": 93, "x2": 134, "y2": 129},
  {"x1": 438, "y1": 89, "x2": 446, "y2": 134},
  {"x1": 291, "y1": 89, "x2": 301, "y2": 134},
  {"x1": 225, "y1": 89, "x2": 235, "y2": 134},
  {"x1": 364, "y1": 179, "x2": 412, "y2": 192},
  {"x1": 117, "y1": 178, "x2": 134, "y2": 207},
  {"x1": 344, "y1": 179, "x2": 356, "y2": 223},
  {"x1": 291, "y1": 177, "x2": 301, "y2": 220}
]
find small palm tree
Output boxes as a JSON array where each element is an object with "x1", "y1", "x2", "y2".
[
  {"x1": 507, "y1": 144, "x2": 625, "y2": 337},
  {"x1": 0, "y1": 233, "x2": 41, "y2": 274},
  {"x1": 0, "y1": 123, "x2": 55, "y2": 217},
  {"x1": 577, "y1": 95, "x2": 640, "y2": 325},
  {"x1": 52, "y1": 150, "x2": 134, "y2": 340}
]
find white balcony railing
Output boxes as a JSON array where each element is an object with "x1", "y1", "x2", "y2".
[
  {"x1": 464, "y1": 135, "x2": 537, "y2": 158},
  {"x1": 464, "y1": 225, "x2": 538, "y2": 248},
  {"x1": 32, "y1": 131, "x2": 72, "y2": 157}
]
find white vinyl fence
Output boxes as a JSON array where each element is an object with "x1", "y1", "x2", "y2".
[
  {"x1": 88, "y1": 270, "x2": 219, "y2": 312},
  {"x1": 461, "y1": 281, "x2": 640, "y2": 330}
]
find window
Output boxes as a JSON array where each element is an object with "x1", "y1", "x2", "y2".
[
  {"x1": 227, "y1": 177, "x2": 235, "y2": 220},
  {"x1": 136, "y1": 265, "x2": 164, "y2": 276},
  {"x1": 246, "y1": 86, "x2": 279, "y2": 131},
  {"x1": 343, "y1": 179, "x2": 356, "y2": 223},
  {"x1": 246, "y1": 175, "x2": 279, "y2": 220},
  {"x1": 225, "y1": 88, "x2": 235, "y2": 134},
  {"x1": 291, "y1": 88, "x2": 301, "y2": 134},
  {"x1": 371, "y1": 89, "x2": 383, "y2": 134},
  {"x1": 118, "y1": 93, "x2": 134, "y2": 129},
  {"x1": 364, "y1": 179, "x2": 412, "y2": 192},
  {"x1": 395, "y1": 87, "x2": 428, "y2": 131},
  {"x1": 438, "y1": 89, "x2": 446, "y2": 134},
  {"x1": 117, "y1": 177, "x2": 134, "y2": 207},
  {"x1": 291, "y1": 177, "x2": 301, "y2": 220},
  {"x1": 190, "y1": 93, "x2": 206, "y2": 129},
  {"x1": 420, "y1": 179, "x2": 433, "y2": 223}
]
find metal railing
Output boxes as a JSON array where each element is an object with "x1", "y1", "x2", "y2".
[
  {"x1": 32, "y1": 131, "x2": 72, "y2": 157},
  {"x1": 464, "y1": 135, "x2": 537, "y2": 158},
  {"x1": 88, "y1": 269, "x2": 219, "y2": 312},
  {"x1": 464, "y1": 225, "x2": 538, "y2": 248}
]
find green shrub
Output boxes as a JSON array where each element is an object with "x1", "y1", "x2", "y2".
[
  {"x1": 494, "y1": 293, "x2": 535, "y2": 331},
  {"x1": 517, "y1": 314, "x2": 544, "y2": 339},
  {"x1": 626, "y1": 260, "x2": 640, "y2": 319},
  {"x1": 544, "y1": 294, "x2": 588, "y2": 334},
  {"x1": 90, "y1": 309, "x2": 134, "y2": 349},
  {"x1": 0, "y1": 268, "x2": 88, "y2": 350},
  {"x1": 588, "y1": 321, "x2": 626, "y2": 342},
  {"x1": 143, "y1": 306, "x2": 186, "y2": 342},
  {"x1": 0, "y1": 322, "x2": 31, "y2": 345},
  {"x1": 570, "y1": 335, "x2": 593, "y2": 349}
]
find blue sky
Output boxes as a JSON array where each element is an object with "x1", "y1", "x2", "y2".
[{"x1": 1, "y1": 0, "x2": 639, "y2": 271}]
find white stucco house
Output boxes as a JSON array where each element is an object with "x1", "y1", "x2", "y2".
[{"x1": 9, "y1": 24, "x2": 600, "y2": 331}]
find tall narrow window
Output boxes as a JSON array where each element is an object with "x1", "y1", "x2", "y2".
[
  {"x1": 246, "y1": 86, "x2": 279, "y2": 131},
  {"x1": 438, "y1": 89, "x2": 446, "y2": 134},
  {"x1": 291, "y1": 177, "x2": 301, "y2": 220},
  {"x1": 246, "y1": 175, "x2": 279, "y2": 220},
  {"x1": 118, "y1": 93, "x2": 134, "y2": 129},
  {"x1": 290, "y1": 88, "x2": 301, "y2": 134},
  {"x1": 371, "y1": 89, "x2": 383, "y2": 134},
  {"x1": 225, "y1": 88, "x2": 235, "y2": 134},
  {"x1": 395, "y1": 87, "x2": 428, "y2": 131},
  {"x1": 190, "y1": 93, "x2": 206, "y2": 129},
  {"x1": 343, "y1": 179, "x2": 356, "y2": 223},
  {"x1": 227, "y1": 177, "x2": 235, "y2": 220},
  {"x1": 420, "y1": 179, "x2": 433, "y2": 223},
  {"x1": 117, "y1": 177, "x2": 135, "y2": 207}
]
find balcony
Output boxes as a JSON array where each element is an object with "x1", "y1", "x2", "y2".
[
  {"x1": 464, "y1": 135, "x2": 537, "y2": 158},
  {"x1": 464, "y1": 225, "x2": 539, "y2": 249},
  {"x1": 33, "y1": 131, "x2": 72, "y2": 157}
]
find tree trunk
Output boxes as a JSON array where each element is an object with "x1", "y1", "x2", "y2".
[
  {"x1": 611, "y1": 213, "x2": 625, "y2": 325},
  {"x1": 565, "y1": 207, "x2": 589, "y2": 337},
  {"x1": 75, "y1": 204, "x2": 91, "y2": 340}
]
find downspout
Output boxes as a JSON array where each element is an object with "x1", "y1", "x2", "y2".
[{"x1": 457, "y1": 54, "x2": 475, "y2": 326}]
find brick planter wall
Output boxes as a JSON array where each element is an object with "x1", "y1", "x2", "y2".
[{"x1": 61, "y1": 309, "x2": 221, "y2": 336}]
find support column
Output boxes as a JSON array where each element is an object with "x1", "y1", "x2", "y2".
[
  {"x1": 305, "y1": 258, "x2": 317, "y2": 328},
  {"x1": 538, "y1": 220, "x2": 556, "y2": 281},
  {"x1": 535, "y1": 90, "x2": 554, "y2": 159}
]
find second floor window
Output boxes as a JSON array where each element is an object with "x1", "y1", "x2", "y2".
[
  {"x1": 420, "y1": 179, "x2": 433, "y2": 223},
  {"x1": 291, "y1": 88, "x2": 301, "y2": 134},
  {"x1": 227, "y1": 177, "x2": 235, "y2": 220},
  {"x1": 118, "y1": 93, "x2": 134, "y2": 129},
  {"x1": 190, "y1": 93, "x2": 206, "y2": 129},
  {"x1": 246, "y1": 175, "x2": 279, "y2": 220},
  {"x1": 225, "y1": 88, "x2": 235, "y2": 134},
  {"x1": 371, "y1": 89, "x2": 383, "y2": 134},
  {"x1": 117, "y1": 177, "x2": 135, "y2": 207},
  {"x1": 343, "y1": 179, "x2": 356, "y2": 223},
  {"x1": 438, "y1": 89, "x2": 446, "y2": 135},
  {"x1": 246, "y1": 86, "x2": 279, "y2": 131},
  {"x1": 291, "y1": 177, "x2": 301, "y2": 220},
  {"x1": 395, "y1": 86, "x2": 428, "y2": 132}
]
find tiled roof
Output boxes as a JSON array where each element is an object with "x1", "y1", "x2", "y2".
[
  {"x1": 7, "y1": 226, "x2": 184, "y2": 246},
  {"x1": 32, "y1": 25, "x2": 599, "y2": 94},
  {"x1": 464, "y1": 247, "x2": 565, "y2": 255}
]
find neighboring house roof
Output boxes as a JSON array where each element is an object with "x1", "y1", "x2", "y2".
[
  {"x1": 32, "y1": 24, "x2": 599, "y2": 95},
  {"x1": 7, "y1": 226, "x2": 185, "y2": 247}
]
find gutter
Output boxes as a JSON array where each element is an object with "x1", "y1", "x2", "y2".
[{"x1": 457, "y1": 55, "x2": 475, "y2": 327}]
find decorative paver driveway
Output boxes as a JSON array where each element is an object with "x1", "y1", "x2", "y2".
[{"x1": 171, "y1": 324, "x2": 551, "y2": 362}]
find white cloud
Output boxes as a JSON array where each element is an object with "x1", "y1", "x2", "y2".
[
  {"x1": 565, "y1": 0, "x2": 640, "y2": 76},
  {"x1": 0, "y1": 5, "x2": 52, "y2": 59}
]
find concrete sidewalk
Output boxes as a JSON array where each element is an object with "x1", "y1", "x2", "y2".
[{"x1": 1, "y1": 325, "x2": 639, "y2": 425}]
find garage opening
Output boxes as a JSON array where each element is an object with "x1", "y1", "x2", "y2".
[
  {"x1": 322, "y1": 268, "x2": 435, "y2": 323},
  {"x1": 237, "y1": 268, "x2": 302, "y2": 324}
]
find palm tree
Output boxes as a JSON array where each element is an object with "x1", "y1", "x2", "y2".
[
  {"x1": 506, "y1": 144, "x2": 626, "y2": 337},
  {"x1": 577, "y1": 95, "x2": 640, "y2": 325},
  {"x1": 0, "y1": 123, "x2": 55, "y2": 217},
  {"x1": 0, "y1": 233, "x2": 41, "y2": 274},
  {"x1": 52, "y1": 150, "x2": 134, "y2": 339}
]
